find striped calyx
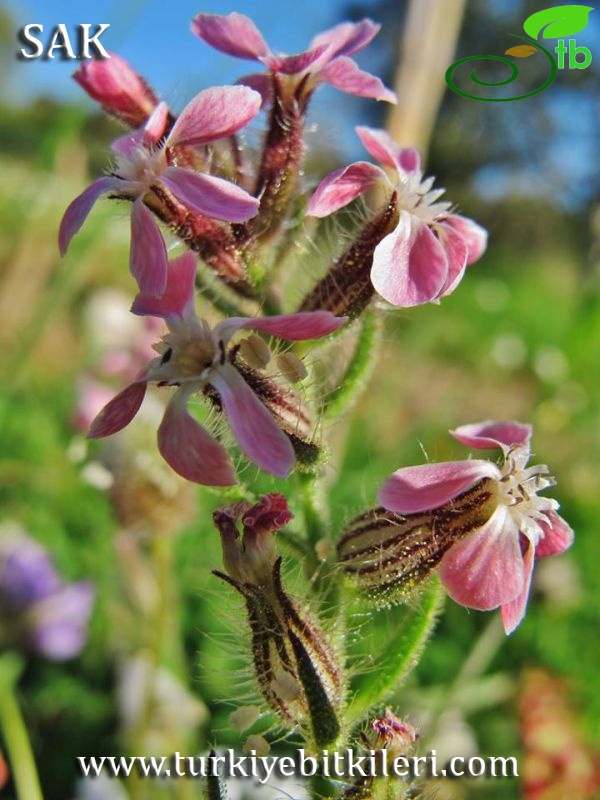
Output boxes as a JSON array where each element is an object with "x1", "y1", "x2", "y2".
[
  {"x1": 337, "y1": 478, "x2": 498, "y2": 607},
  {"x1": 213, "y1": 496, "x2": 343, "y2": 747}
]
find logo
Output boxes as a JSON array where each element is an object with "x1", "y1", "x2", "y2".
[
  {"x1": 18, "y1": 24, "x2": 110, "y2": 60},
  {"x1": 445, "y1": 4, "x2": 594, "y2": 101}
]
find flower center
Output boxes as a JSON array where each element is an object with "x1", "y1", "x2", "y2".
[
  {"x1": 172, "y1": 338, "x2": 218, "y2": 377},
  {"x1": 115, "y1": 145, "x2": 165, "y2": 190},
  {"x1": 497, "y1": 446, "x2": 558, "y2": 543},
  {"x1": 395, "y1": 171, "x2": 452, "y2": 224}
]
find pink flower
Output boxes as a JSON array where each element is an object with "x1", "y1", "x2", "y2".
[
  {"x1": 377, "y1": 421, "x2": 573, "y2": 634},
  {"x1": 73, "y1": 52, "x2": 159, "y2": 128},
  {"x1": 191, "y1": 13, "x2": 396, "y2": 103},
  {"x1": 87, "y1": 252, "x2": 347, "y2": 485},
  {"x1": 59, "y1": 85, "x2": 262, "y2": 297},
  {"x1": 308, "y1": 126, "x2": 488, "y2": 307}
]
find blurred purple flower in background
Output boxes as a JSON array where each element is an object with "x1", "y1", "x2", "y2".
[{"x1": 0, "y1": 527, "x2": 94, "y2": 661}]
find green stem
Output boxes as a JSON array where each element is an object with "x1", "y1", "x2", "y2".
[
  {"x1": 324, "y1": 310, "x2": 382, "y2": 420},
  {"x1": 298, "y1": 472, "x2": 328, "y2": 547},
  {"x1": 0, "y1": 656, "x2": 44, "y2": 800}
]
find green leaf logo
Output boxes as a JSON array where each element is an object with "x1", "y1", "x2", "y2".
[{"x1": 523, "y1": 4, "x2": 594, "y2": 39}]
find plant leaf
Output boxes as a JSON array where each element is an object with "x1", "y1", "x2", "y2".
[
  {"x1": 523, "y1": 5, "x2": 594, "y2": 39},
  {"x1": 505, "y1": 44, "x2": 538, "y2": 58},
  {"x1": 346, "y1": 580, "x2": 444, "y2": 724}
]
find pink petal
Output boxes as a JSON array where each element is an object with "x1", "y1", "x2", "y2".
[
  {"x1": 450, "y1": 421, "x2": 532, "y2": 452},
  {"x1": 59, "y1": 177, "x2": 120, "y2": 255},
  {"x1": 111, "y1": 129, "x2": 144, "y2": 157},
  {"x1": 210, "y1": 364, "x2": 294, "y2": 478},
  {"x1": 501, "y1": 542, "x2": 535, "y2": 634},
  {"x1": 379, "y1": 459, "x2": 501, "y2": 514},
  {"x1": 130, "y1": 199, "x2": 169, "y2": 297},
  {"x1": 87, "y1": 381, "x2": 147, "y2": 439},
  {"x1": 356, "y1": 126, "x2": 417, "y2": 171},
  {"x1": 236, "y1": 73, "x2": 272, "y2": 107},
  {"x1": 436, "y1": 222, "x2": 468, "y2": 298},
  {"x1": 191, "y1": 12, "x2": 269, "y2": 60},
  {"x1": 167, "y1": 86, "x2": 261, "y2": 149},
  {"x1": 159, "y1": 167, "x2": 259, "y2": 222},
  {"x1": 215, "y1": 311, "x2": 347, "y2": 344},
  {"x1": 261, "y1": 45, "x2": 329, "y2": 75},
  {"x1": 319, "y1": 57, "x2": 397, "y2": 102},
  {"x1": 310, "y1": 19, "x2": 380, "y2": 59},
  {"x1": 536, "y1": 512, "x2": 574, "y2": 558},
  {"x1": 445, "y1": 214, "x2": 488, "y2": 265},
  {"x1": 142, "y1": 101, "x2": 170, "y2": 146},
  {"x1": 439, "y1": 506, "x2": 525, "y2": 611},
  {"x1": 371, "y1": 213, "x2": 449, "y2": 307},
  {"x1": 307, "y1": 161, "x2": 387, "y2": 218},
  {"x1": 131, "y1": 252, "x2": 197, "y2": 321},
  {"x1": 157, "y1": 391, "x2": 235, "y2": 486}
]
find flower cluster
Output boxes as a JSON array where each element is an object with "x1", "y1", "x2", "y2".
[{"x1": 52, "y1": 7, "x2": 575, "y2": 782}]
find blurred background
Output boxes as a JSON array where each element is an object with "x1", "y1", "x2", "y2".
[{"x1": 1, "y1": 0, "x2": 599, "y2": 798}]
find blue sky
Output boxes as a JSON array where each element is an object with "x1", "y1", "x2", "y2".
[{"x1": 8, "y1": 0, "x2": 381, "y2": 104}]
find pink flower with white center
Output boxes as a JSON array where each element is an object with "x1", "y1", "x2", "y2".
[
  {"x1": 59, "y1": 85, "x2": 262, "y2": 297},
  {"x1": 377, "y1": 422, "x2": 573, "y2": 633},
  {"x1": 87, "y1": 252, "x2": 347, "y2": 485},
  {"x1": 73, "y1": 52, "x2": 159, "y2": 128},
  {"x1": 308, "y1": 126, "x2": 488, "y2": 307},
  {"x1": 191, "y1": 13, "x2": 396, "y2": 103}
]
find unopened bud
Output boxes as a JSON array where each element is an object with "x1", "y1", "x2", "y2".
[
  {"x1": 276, "y1": 352, "x2": 308, "y2": 384},
  {"x1": 239, "y1": 334, "x2": 271, "y2": 370},
  {"x1": 73, "y1": 53, "x2": 159, "y2": 128}
]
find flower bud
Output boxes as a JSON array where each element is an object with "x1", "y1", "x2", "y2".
[
  {"x1": 213, "y1": 496, "x2": 344, "y2": 747},
  {"x1": 73, "y1": 53, "x2": 159, "y2": 128}
]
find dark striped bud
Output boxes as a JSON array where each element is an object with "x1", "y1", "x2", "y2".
[
  {"x1": 213, "y1": 496, "x2": 344, "y2": 747},
  {"x1": 299, "y1": 193, "x2": 399, "y2": 319},
  {"x1": 337, "y1": 478, "x2": 498, "y2": 607}
]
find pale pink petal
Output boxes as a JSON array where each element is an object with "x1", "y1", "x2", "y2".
[
  {"x1": 310, "y1": 19, "x2": 380, "y2": 59},
  {"x1": 111, "y1": 129, "x2": 144, "y2": 157},
  {"x1": 439, "y1": 506, "x2": 525, "y2": 610},
  {"x1": 536, "y1": 512, "x2": 574, "y2": 557},
  {"x1": 319, "y1": 57, "x2": 397, "y2": 102},
  {"x1": 142, "y1": 101, "x2": 170, "y2": 146},
  {"x1": 307, "y1": 162, "x2": 387, "y2": 218},
  {"x1": 436, "y1": 222, "x2": 468, "y2": 298},
  {"x1": 450, "y1": 421, "x2": 532, "y2": 452},
  {"x1": 159, "y1": 167, "x2": 259, "y2": 222},
  {"x1": 501, "y1": 542, "x2": 535, "y2": 634},
  {"x1": 167, "y1": 86, "x2": 261, "y2": 148},
  {"x1": 371, "y1": 213, "x2": 449, "y2": 307},
  {"x1": 191, "y1": 12, "x2": 269, "y2": 60},
  {"x1": 157, "y1": 391, "x2": 235, "y2": 486},
  {"x1": 236, "y1": 73, "x2": 272, "y2": 106},
  {"x1": 87, "y1": 381, "x2": 147, "y2": 439},
  {"x1": 130, "y1": 199, "x2": 169, "y2": 296},
  {"x1": 356, "y1": 126, "x2": 417, "y2": 171},
  {"x1": 379, "y1": 459, "x2": 501, "y2": 514},
  {"x1": 215, "y1": 311, "x2": 347, "y2": 344},
  {"x1": 131, "y1": 252, "x2": 197, "y2": 321},
  {"x1": 445, "y1": 214, "x2": 488, "y2": 265},
  {"x1": 210, "y1": 364, "x2": 294, "y2": 478},
  {"x1": 59, "y1": 177, "x2": 120, "y2": 255},
  {"x1": 261, "y1": 46, "x2": 328, "y2": 75}
]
